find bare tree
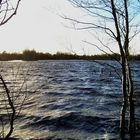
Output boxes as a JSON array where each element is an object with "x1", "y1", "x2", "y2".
[
  {"x1": 0, "y1": 0, "x2": 22, "y2": 139},
  {"x1": 66, "y1": 0, "x2": 140, "y2": 137}
]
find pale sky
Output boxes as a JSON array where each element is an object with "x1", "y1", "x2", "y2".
[{"x1": 0, "y1": 0, "x2": 140, "y2": 55}]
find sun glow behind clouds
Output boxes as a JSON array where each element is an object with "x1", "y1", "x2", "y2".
[{"x1": 0, "y1": 0, "x2": 139, "y2": 55}]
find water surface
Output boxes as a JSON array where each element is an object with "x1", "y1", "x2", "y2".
[{"x1": 0, "y1": 60, "x2": 140, "y2": 139}]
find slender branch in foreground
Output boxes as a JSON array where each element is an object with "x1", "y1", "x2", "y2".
[
  {"x1": 0, "y1": 75, "x2": 15, "y2": 139},
  {"x1": 0, "y1": 0, "x2": 21, "y2": 26}
]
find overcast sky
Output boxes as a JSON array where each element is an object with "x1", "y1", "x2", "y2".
[{"x1": 0, "y1": 0, "x2": 140, "y2": 55}]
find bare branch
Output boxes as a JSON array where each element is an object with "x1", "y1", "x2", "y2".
[
  {"x1": 83, "y1": 40, "x2": 121, "y2": 64},
  {"x1": 63, "y1": 16, "x2": 117, "y2": 39},
  {"x1": 0, "y1": 0, "x2": 21, "y2": 26},
  {"x1": 0, "y1": 75, "x2": 15, "y2": 139}
]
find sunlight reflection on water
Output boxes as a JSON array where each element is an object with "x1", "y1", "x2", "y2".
[{"x1": 0, "y1": 60, "x2": 140, "y2": 139}]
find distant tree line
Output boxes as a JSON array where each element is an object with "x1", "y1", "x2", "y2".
[{"x1": 0, "y1": 49, "x2": 140, "y2": 61}]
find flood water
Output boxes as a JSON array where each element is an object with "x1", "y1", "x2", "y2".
[{"x1": 0, "y1": 60, "x2": 140, "y2": 139}]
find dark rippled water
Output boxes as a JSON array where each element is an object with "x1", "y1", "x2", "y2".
[{"x1": 0, "y1": 60, "x2": 140, "y2": 139}]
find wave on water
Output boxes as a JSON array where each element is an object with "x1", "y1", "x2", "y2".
[{"x1": 0, "y1": 60, "x2": 140, "y2": 139}]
